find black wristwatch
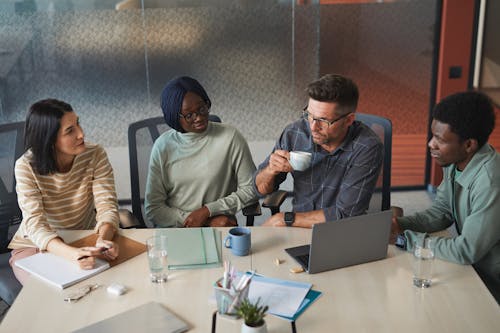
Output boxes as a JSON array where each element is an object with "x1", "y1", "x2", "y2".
[
  {"x1": 284, "y1": 212, "x2": 295, "y2": 227},
  {"x1": 395, "y1": 234, "x2": 407, "y2": 250}
]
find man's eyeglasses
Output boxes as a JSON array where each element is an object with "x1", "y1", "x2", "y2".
[
  {"x1": 179, "y1": 105, "x2": 210, "y2": 123},
  {"x1": 302, "y1": 107, "x2": 352, "y2": 128}
]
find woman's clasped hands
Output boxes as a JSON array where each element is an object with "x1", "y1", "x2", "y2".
[{"x1": 74, "y1": 239, "x2": 119, "y2": 270}]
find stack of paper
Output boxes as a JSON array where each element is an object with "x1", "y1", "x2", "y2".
[
  {"x1": 161, "y1": 228, "x2": 221, "y2": 270},
  {"x1": 247, "y1": 274, "x2": 322, "y2": 321},
  {"x1": 14, "y1": 252, "x2": 110, "y2": 289}
]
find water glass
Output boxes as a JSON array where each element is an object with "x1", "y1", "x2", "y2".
[
  {"x1": 146, "y1": 235, "x2": 168, "y2": 283},
  {"x1": 413, "y1": 238, "x2": 434, "y2": 288}
]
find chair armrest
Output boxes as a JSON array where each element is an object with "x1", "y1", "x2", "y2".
[
  {"x1": 242, "y1": 202, "x2": 261, "y2": 217},
  {"x1": 118, "y1": 209, "x2": 146, "y2": 229},
  {"x1": 262, "y1": 190, "x2": 289, "y2": 210}
]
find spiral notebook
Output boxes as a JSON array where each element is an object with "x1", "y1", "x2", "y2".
[
  {"x1": 14, "y1": 252, "x2": 109, "y2": 289},
  {"x1": 15, "y1": 234, "x2": 146, "y2": 289}
]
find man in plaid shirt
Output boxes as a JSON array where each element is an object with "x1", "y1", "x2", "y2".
[{"x1": 254, "y1": 74, "x2": 383, "y2": 228}]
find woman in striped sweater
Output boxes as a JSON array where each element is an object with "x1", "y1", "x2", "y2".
[{"x1": 8, "y1": 99, "x2": 120, "y2": 285}]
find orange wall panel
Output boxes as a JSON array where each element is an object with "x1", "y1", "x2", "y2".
[
  {"x1": 490, "y1": 106, "x2": 500, "y2": 151},
  {"x1": 430, "y1": 0, "x2": 476, "y2": 186}
]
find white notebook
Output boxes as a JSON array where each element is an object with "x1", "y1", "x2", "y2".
[
  {"x1": 15, "y1": 252, "x2": 110, "y2": 289},
  {"x1": 72, "y1": 302, "x2": 189, "y2": 333}
]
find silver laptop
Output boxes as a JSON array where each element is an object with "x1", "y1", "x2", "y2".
[{"x1": 285, "y1": 210, "x2": 392, "y2": 274}]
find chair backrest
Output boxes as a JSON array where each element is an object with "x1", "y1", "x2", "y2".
[
  {"x1": 0, "y1": 121, "x2": 25, "y2": 251},
  {"x1": 0, "y1": 252, "x2": 22, "y2": 305},
  {"x1": 128, "y1": 115, "x2": 222, "y2": 227},
  {"x1": 0, "y1": 122, "x2": 27, "y2": 305},
  {"x1": 355, "y1": 113, "x2": 392, "y2": 212},
  {"x1": 115, "y1": 0, "x2": 140, "y2": 10}
]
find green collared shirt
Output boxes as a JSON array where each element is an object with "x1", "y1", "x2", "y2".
[{"x1": 398, "y1": 144, "x2": 500, "y2": 298}]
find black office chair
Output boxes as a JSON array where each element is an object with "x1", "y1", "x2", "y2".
[
  {"x1": 261, "y1": 112, "x2": 392, "y2": 214},
  {"x1": 355, "y1": 113, "x2": 392, "y2": 212},
  {"x1": 0, "y1": 121, "x2": 25, "y2": 305},
  {"x1": 127, "y1": 116, "x2": 261, "y2": 228}
]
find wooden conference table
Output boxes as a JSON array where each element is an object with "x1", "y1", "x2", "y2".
[{"x1": 1, "y1": 227, "x2": 499, "y2": 333}]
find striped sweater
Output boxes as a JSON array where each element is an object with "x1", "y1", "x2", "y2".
[{"x1": 8, "y1": 143, "x2": 119, "y2": 250}]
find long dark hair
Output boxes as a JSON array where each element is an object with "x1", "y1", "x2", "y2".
[{"x1": 24, "y1": 99, "x2": 74, "y2": 175}]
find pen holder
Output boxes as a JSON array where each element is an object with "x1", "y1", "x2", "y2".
[{"x1": 213, "y1": 277, "x2": 250, "y2": 317}]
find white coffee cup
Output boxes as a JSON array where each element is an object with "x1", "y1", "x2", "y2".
[{"x1": 289, "y1": 151, "x2": 312, "y2": 171}]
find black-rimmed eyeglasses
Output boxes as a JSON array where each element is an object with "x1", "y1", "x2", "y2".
[
  {"x1": 302, "y1": 107, "x2": 352, "y2": 128},
  {"x1": 179, "y1": 105, "x2": 210, "y2": 123}
]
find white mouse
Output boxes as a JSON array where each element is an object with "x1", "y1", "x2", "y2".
[{"x1": 107, "y1": 283, "x2": 127, "y2": 296}]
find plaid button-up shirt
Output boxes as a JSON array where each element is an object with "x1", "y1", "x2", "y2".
[{"x1": 254, "y1": 118, "x2": 383, "y2": 222}]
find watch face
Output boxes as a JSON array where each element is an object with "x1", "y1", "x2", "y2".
[{"x1": 284, "y1": 212, "x2": 294, "y2": 226}]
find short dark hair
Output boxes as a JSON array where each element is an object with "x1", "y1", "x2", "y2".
[
  {"x1": 433, "y1": 91, "x2": 496, "y2": 148},
  {"x1": 161, "y1": 76, "x2": 211, "y2": 133},
  {"x1": 306, "y1": 74, "x2": 359, "y2": 114},
  {"x1": 24, "y1": 99, "x2": 74, "y2": 175}
]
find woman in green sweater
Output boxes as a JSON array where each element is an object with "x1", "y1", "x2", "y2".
[{"x1": 144, "y1": 76, "x2": 258, "y2": 227}]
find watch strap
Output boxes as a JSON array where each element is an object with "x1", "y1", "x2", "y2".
[{"x1": 395, "y1": 233, "x2": 407, "y2": 250}]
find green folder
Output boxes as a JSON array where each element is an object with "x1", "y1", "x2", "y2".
[{"x1": 160, "y1": 228, "x2": 221, "y2": 270}]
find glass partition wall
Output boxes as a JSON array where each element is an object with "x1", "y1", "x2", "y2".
[
  {"x1": 475, "y1": 0, "x2": 500, "y2": 106},
  {"x1": 474, "y1": 0, "x2": 500, "y2": 151},
  {"x1": 0, "y1": 1, "x2": 319, "y2": 144},
  {"x1": 0, "y1": 0, "x2": 438, "y2": 197},
  {"x1": 320, "y1": 1, "x2": 438, "y2": 187}
]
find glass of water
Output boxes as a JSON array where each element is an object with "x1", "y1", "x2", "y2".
[
  {"x1": 413, "y1": 238, "x2": 434, "y2": 288},
  {"x1": 146, "y1": 235, "x2": 168, "y2": 283}
]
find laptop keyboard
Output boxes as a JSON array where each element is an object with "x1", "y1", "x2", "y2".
[{"x1": 296, "y1": 253, "x2": 310, "y2": 268}]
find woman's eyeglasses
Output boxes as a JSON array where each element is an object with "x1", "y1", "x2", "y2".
[{"x1": 179, "y1": 105, "x2": 210, "y2": 123}]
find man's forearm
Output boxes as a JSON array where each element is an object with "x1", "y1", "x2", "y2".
[
  {"x1": 255, "y1": 166, "x2": 277, "y2": 195},
  {"x1": 294, "y1": 210, "x2": 326, "y2": 228}
]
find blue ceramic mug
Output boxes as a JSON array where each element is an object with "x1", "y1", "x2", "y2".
[{"x1": 224, "y1": 227, "x2": 251, "y2": 256}]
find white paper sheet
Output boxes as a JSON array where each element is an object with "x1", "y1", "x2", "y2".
[{"x1": 247, "y1": 275, "x2": 312, "y2": 317}]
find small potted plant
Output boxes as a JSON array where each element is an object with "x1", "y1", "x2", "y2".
[{"x1": 236, "y1": 298, "x2": 269, "y2": 333}]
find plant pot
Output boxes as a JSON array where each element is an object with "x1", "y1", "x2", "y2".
[{"x1": 241, "y1": 321, "x2": 268, "y2": 333}]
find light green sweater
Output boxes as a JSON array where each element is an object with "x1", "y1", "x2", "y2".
[
  {"x1": 398, "y1": 144, "x2": 500, "y2": 301},
  {"x1": 144, "y1": 122, "x2": 257, "y2": 227}
]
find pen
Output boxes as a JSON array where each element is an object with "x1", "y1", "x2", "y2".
[
  {"x1": 227, "y1": 272, "x2": 255, "y2": 314},
  {"x1": 236, "y1": 270, "x2": 255, "y2": 291},
  {"x1": 241, "y1": 271, "x2": 255, "y2": 290},
  {"x1": 223, "y1": 261, "x2": 232, "y2": 289},
  {"x1": 77, "y1": 247, "x2": 109, "y2": 261}
]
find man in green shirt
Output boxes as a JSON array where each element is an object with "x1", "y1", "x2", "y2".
[{"x1": 391, "y1": 91, "x2": 500, "y2": 303}]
